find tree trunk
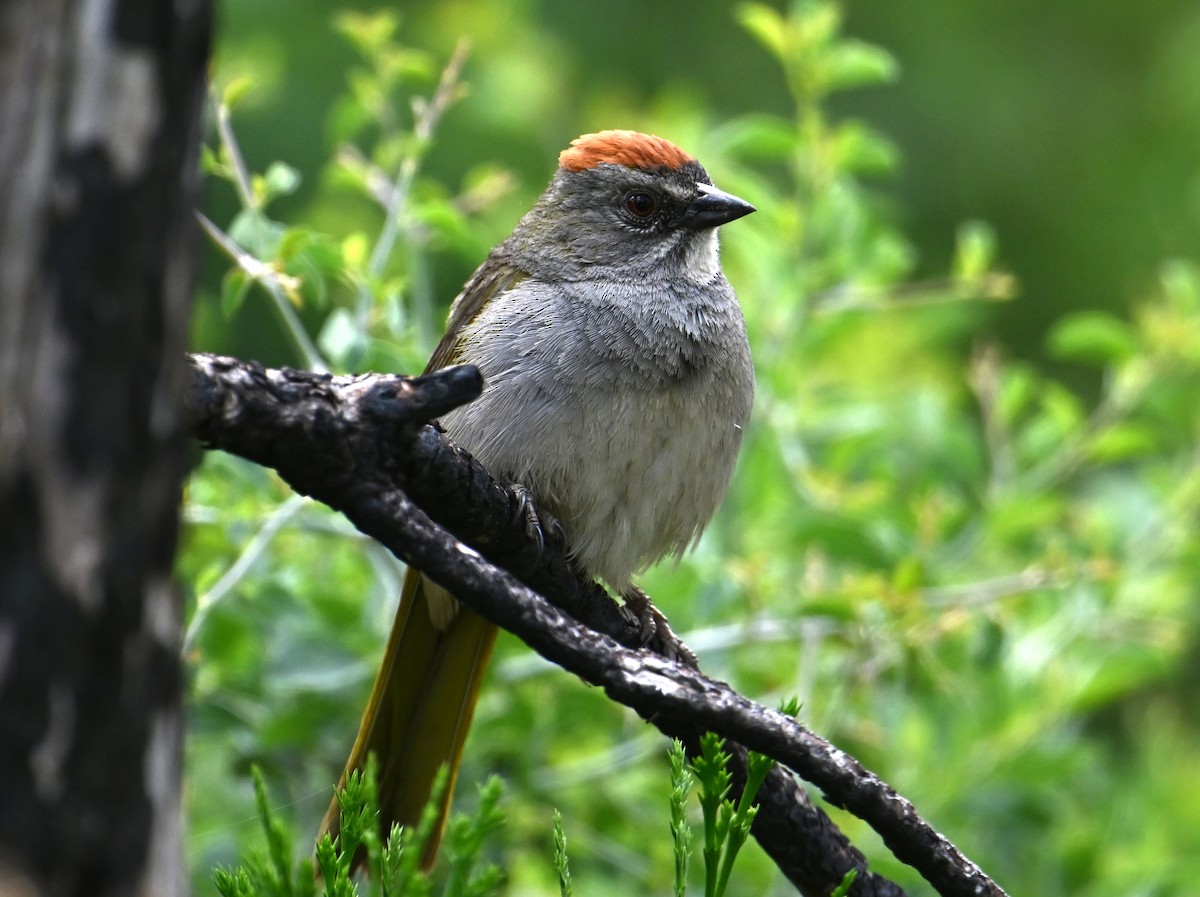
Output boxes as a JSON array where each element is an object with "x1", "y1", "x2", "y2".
[{"x1": 0, "y1": 1, "x2": 210, "y2": 895}]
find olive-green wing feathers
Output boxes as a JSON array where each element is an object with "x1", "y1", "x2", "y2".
[{"x1": 425, "y1": 257, "x2": 528, "y2": 373}]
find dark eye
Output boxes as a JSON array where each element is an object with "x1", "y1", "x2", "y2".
[{"x1": 624, "y1": 192, "x2": 658, "y2": 220}]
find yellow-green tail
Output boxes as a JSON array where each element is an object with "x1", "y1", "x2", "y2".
[{"x1": 318, "y1": 568, "x2": 498, "y2": 869}]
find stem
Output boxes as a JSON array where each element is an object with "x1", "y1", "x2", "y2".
[
  {"x1": 183, "y1": 492, "x2": 308, "y2": 653},
  {"x1": 212, "y1": 85, "x2": 257, "y2": 211},
  {"x1": 197, "y1": 213, "x2": 328, "y2": 372},
  {"x1": 356, "y1": 40, "x2": 471, "y2": 337}
]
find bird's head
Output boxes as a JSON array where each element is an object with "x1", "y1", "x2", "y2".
[{"x1": 508, "y1": 130, "x2": 755, "y2": 281}]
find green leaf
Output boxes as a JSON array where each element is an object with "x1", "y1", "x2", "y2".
[
  {"x1": 824, "y1": 40, "x2": 899, "y2": 91},
  {"x1": 830, "y1": 120, "x2": 898, "y2": 174},
  {"x1": 278, "y1": 230, "x2": 343, "y2": 310},
  {"x1": 317, "y1": 308, "x2": 366, "y2": 368},
  {"x1": 1046, "y1": 311, "x2": 1140, "y2": 365},
  {"x1": 996, "y1": 364, "x2": 1039, "y2": 426},
  {"x1": 954, "y1": 220, "x2": 998, "y2": 283},
  {"x1": 669, "y1": 740, "x2": 693, "y2": 897},
  {"x1": 1018, "y1": 382, "x2": 1084, "y2": 451},
  {"x1": 735, "y1": 3, "x2": 789, "y2": 62},
  {"x1": 794, "y1": 2, "x2": 840, "y2": 51},
  {"x1": 220, "y1": 267, "x2": 252, "y2": 317},
  {"x1": 716, "y1": 115, "x2": 797, "y2": 161},
  {"x1": 831, "y1": 869, "x2": 859, "y2": 897},
  {"x1": 778, "y1": 696, "x2": 803, "y2": 718},
  {"x1": 553, "y1": 810, "x2": 572, "y2": 897},
  {"x1": 1159, "y1": 258, "x2": 1200, "y2": 314},
  {"x1": 263, "y1": 161, "x2": 301, "y2": 201},
  {"x1": 200, "y1": 143, "x2": 229, "y2": 179},
  {"x1": 1086, "y1": 423, "x2": 1158, "y2": 462},
  {"x1": 221, "y1": 74, "x2": 255, "y2": 109},
  {"x1": 252, "y1": 766, "x2": 294, "y2": 891},
  {"x1": 342, "y1": 232, "x2": 370, "y2": 271},
  {"x1": 229, "y1": 209, "x2": 286, "y2": 258},
  {"x1": 213, "y1": 866, "x2": 250, "y2": 897},
  {"x1": 334, "y1": 9, "x2": 401, "y2": 59}
]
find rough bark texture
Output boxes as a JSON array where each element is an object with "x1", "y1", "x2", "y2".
[
  {"x1": 185, "y1": 354, "x2": 1012, "y2": 897},
  {"x1": 0, "y1": 2, "x2": 210, "y2": 896}
]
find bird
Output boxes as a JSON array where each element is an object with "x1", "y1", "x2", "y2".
[{"x1": 318, "y1": 129, "x2": 756, "y2": 868}]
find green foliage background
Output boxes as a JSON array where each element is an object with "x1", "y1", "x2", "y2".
[{"x1": 182, "y1": 2, "x2": 1200, "y2": 895}]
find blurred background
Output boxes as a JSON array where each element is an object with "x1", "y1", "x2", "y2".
[{"x1": 184, "y1": 1, "x2": 1200, "y2": 895}]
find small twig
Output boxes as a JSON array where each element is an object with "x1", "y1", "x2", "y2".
[
  {"x1": 196, "y1": 212, "x2": 328, "y2": 372},
  {"x1": 968, "y1": 342, "x2": 1016, "y2": 497},
  {"x1": 357, "y1": 39, "x2": 470, "y2": 339},
  {"x1": 366, "y1": 39, "x2": 470, "y2": 276},
  {"x1": 809, "y1": 272, "x2": 1015, "y2": 316},
  {"x1": 183, "y1": 493, "x2": 309, "y2": 653},
  {"x1": 1021, "y1": 361, "x2": 1157, "y2": 491},
  {"x1": 204, "y1": 84, "x2": 329, "y2": 371},
  {"x1": 212, "y1": 85, "x2": 256, "y2": 211},
  {"x1": 920, "y1": 567, "x2": 1060, "y2": 608}
]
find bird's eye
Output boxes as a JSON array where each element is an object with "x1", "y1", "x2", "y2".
[{"x1": 624, "y1": 192, "x2": 658, "y2": 220}]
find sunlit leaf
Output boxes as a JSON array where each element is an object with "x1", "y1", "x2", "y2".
[
  {"x1": 228, "y1": 209, "x2": 285, "y2": 258},
  {"x1": 1086, "y1": 423, "x2": 1158, "y2": 462},
  {"x1": 220, "y1": 74, "x2": 255, "y2": 109},
  {"x1": 1047, "y1": 311, "x2": 1140, "y2": 365},
  {"x1": 219, "y1": 268, "x2": 252, "y2": 317},
  {"x1": 735, "y1": 3, "x2": 789, "y2": 61},
  {"x1": 954, "y1": 221, "x2": 998, "y2": 283},
  {"x1": 824, "y1": 40, "x2": 899, "y2": 91},
  {"x1": 262, "y1": 161, "x2": 301, "y2": 201},
  {"x1": 715, "y1": 116, "x2": 796, "y2": 161}
]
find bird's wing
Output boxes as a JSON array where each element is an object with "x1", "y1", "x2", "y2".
[{"x1": 425, "y1": 257, "x2": 528, "y2": 373}]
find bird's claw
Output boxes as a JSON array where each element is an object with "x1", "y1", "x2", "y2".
[
  {"x1": 510, "y1": 483, "x2": 565, "y2": 555},
  {"x1": 621, "y1": 586, "x2": 698, "y2": 666}
]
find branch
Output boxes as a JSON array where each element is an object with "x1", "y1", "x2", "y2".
[{"x1": 184, "y1": 353, "x2": 1008, "y2": 897}]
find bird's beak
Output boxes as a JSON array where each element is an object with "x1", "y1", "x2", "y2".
[{"x1": 676, "y1": 182, "x2": 756, "y2": 230}]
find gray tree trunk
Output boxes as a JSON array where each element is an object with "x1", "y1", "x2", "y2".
[{"x1": 0, "y1": 2, "x2": 210, "y2": 895}]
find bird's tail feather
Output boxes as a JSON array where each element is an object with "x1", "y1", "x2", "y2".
[{"x1": 318, "y1": 567, "x2": 498, "y2": 869}]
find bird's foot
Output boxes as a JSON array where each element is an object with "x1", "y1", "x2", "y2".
[
  {"x1": 621, "y1": 585, "x2": 698, "y2": 667},
  {"x1": 510, "y1": 483, "x2": 566, "y2": 555}
]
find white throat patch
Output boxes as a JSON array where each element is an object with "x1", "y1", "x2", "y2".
[{"x1": 682, "y1": 228, "x2": 721, "y2": 282}]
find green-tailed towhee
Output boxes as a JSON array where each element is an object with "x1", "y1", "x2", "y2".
[{"x1": 319, "y1": 129, "x2": 756, "y2": 867}]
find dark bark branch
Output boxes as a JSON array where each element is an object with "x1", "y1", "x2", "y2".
[{"x1": 185, "y1": 353, "x2": 1009, "y2": 897}]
